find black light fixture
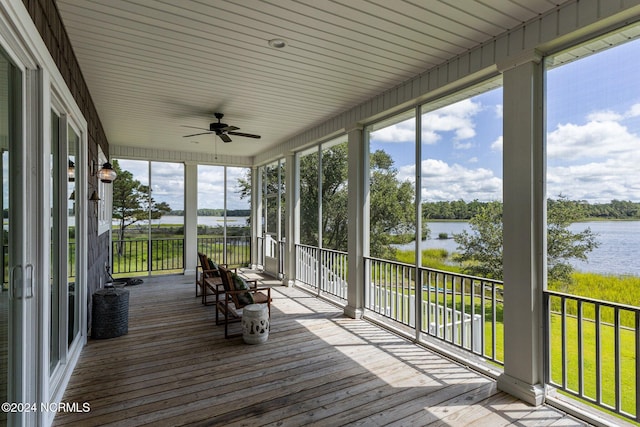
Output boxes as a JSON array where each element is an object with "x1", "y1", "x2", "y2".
[
  {"x1": 91, "y1": 160, "x2": 117, "y2": 183},
  {"x1": 68, "y1": 160, "x2": 75, "y2": 182},
  {"x1": 97, "y1": 162, "x2": 117, "y2": 183}
]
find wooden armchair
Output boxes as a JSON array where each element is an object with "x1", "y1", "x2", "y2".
[
  {"x1": 196, "y1": 252, "x2": 229, "y2": 307},
  {"x1": 217, "y1": 265, "x2": 271, "y2": 339}
]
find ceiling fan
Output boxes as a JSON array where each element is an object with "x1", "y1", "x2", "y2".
[{"x1": 182, "y1": 113, "x2": 261, "y2": 143}]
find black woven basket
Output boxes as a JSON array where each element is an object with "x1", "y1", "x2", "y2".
[{"x1": 91, "y1": 287, "x2": 130, "y2": 339}]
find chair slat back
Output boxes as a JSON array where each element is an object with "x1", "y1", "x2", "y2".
[
  {"x1": 198, "y1": 252, "x2": 219, "y2": 279},
  {"x1": 220, "y1": 266, "x2": 248, "y2": 309}
]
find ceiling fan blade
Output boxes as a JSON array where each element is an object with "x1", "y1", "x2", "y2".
[
  {"x1": 181, "y1": 125, "x2": 209, "y2": 131},
  {"x1": 228, "y1": 131, "x2": 261, "y2": 139},
  {"x1": 219, "y1": 133, "x2": 232, "y2": 143},
  {"x1": 221, "y1": 125, "x2": 239, "y2": 132},
  {"x1": 183, "y1": 131, "x2": 213, "y2": 137}
]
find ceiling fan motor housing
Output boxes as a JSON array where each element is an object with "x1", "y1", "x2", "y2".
[{"x1": 209, "y1": 122, "x2": 228, "y2": 132}]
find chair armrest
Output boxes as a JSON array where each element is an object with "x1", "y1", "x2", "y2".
[{"x1": 226, "y1": 288, "x2": 271, "y2": 305}]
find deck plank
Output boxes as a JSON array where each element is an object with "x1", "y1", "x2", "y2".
[{"x1": 54, "y1": 276, "x2": 587, "y2": 426}]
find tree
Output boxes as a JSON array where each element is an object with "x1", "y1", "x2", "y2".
[
  {"x1": 368, "y1": 149, "x2": 416, "y2": 259},
  {"x1": 239, "y1": 145, "x2": 420, "y2": 258},
  {"x1": 299, "y1": 143, "x2": 349, "y2": 250},
  {"x1": 547, "y1": 196, "x2": 599, "y2": 283},
  {"x1": 111, "y1": 160, "x2": 172, "y2": 254},
  {"x1": 453, "y1": 196, "x2": 598, "y2": 283},
  {"x1": 453, "y1": 201, "x2": 504, "y2": 279}
]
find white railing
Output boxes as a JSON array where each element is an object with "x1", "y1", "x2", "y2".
[
  {"x1": 295, "y1": 244, "x2": 348, "y2": 302},
  {"x1": 369, "y1": 283, "x2": 481, "y2": 354},
  {"x1": 365, "y1": 256, "x2": 504, "y2": 366}
]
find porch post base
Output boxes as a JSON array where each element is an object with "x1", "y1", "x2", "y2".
[
  {"x1": 343, "y1": 306, "x2": 363, "y2": 319},
  {"x1": 497, "y1": 373, "x2": 545, "y2": 406}
]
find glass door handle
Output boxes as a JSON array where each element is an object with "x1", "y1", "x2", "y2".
[
  {"x1": 9, "y1": 264, "x2": 33, "y2": 299},
  {"x1": 24, "y1": 264, "x2": 34, "y2": 299},
  {"x1": 9, "y1": 264, "x2": 21, "y2": 299}
]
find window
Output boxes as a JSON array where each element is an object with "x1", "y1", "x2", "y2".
[{"x1": 367, "y1": 110, "x2": 416, "y2": 261}]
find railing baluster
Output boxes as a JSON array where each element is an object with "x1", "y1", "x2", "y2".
[
  {"x1": 578, "y1": 300, "x2": 584, "y2": 396},
  {"x1": 482, "y1": 280, "x2": 486, "y2": 359},
  {"x1": 596, "y1": 303, "x2": 602, "y2": 405},
  {"x1": 636, "y1": 311, "x2": 640, "y2": 422},
  {"x1": 492, "y1": 283, "x2": 497, "y2": 362},
  {"x1": 615, "y1": 307, "x2": 621, "y2": 413},
  {"x1": 561, "y1": 296, "x2": 567, "y2": 389}
]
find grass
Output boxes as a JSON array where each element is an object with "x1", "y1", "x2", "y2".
[
  {"x1": 111, "y1": 230, "x2": 251, "y2": 276},
  {"x1": 394, "y1": 248, "x2": 462, "y2": 272},
  {"x1": 548, "y1": 311, "x2": 638, "y2": 416}
]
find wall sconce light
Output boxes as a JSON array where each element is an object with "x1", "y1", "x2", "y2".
[
  {"x1": 68, "y1": 160, "x2": 75, "y2": 182},
  {"x1": 91, "y1": 160, "x2": 117, "y2": 183}
]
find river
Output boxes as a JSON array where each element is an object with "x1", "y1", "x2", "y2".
[
  {"x1": 153, "y1": 216, "x2": 640, "y2": 276},
  {"x1": 152, "y1": 215, "x2": 249, "y2": 227},
  {"x1": 395, "y1": 220, "x2": 640, "y2": 276}
]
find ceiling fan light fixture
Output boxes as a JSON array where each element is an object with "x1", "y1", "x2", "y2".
[{"x1": 268, "y1": 38, "x2": 287, "y2": 49}]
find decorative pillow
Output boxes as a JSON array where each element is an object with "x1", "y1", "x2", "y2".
[
  {"x1": 232, "y1": 274, "x2": 254, "y2": 306},
  {"x1": 207, "y1": 258, "x2": 220, "y2": 276}
]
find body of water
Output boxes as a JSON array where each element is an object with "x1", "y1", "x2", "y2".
[
  {"x1": 396, "y1": 220, "x2": 640, "y2": 276},
  {"x1": 148, "y1": 215, "x2": 249, "y2": 227},
  {"x1": 125, "y1": 216, "x2": 640, "y2": 276}
]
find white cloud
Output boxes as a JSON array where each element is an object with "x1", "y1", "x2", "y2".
[
  {"x1": 587, "y1": 110, "x2": 623, "y2": 122},
  {"x1": 546, "y1": 109, "x2": 640, "y2": 202},
  {"x1": 495, "y1": 104, "x2": 503, "y2": 118},
  {"x1": 423, "y1": 99, "x2": 482, "y2": 142},
  {"x1": 547, "y1": 119, "x2": 640, "y2": 160},
  {"x1": 371, "y1": 99, "x2": 483, "y2": 145},
  {"x1": 490, "y1": 136, "x2": 503, "y2": 152},
  {"x1": 396, "y1": 159, "x2": 502, "y2": 202},
  {"x1": 370, "y1": 120, "x2": 416, "y2": 143},
  {"x1": 627, "y1": 103, "x2": 640, "y2": 118},
  {"x1": 468, "y1": 157, "x2": 478, "y2": 163}
]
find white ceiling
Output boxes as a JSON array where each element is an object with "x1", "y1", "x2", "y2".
[{"x1": 55, "y1": 0, "x2": 562, "y2": 160}]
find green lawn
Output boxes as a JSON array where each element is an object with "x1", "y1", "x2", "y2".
[{"x1": 549, "y1": 310, "x2": 638, "y2": 416}]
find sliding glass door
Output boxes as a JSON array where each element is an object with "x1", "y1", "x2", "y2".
[{"x1": 0, "y1": 45, "x2": 27, "y2": 426}]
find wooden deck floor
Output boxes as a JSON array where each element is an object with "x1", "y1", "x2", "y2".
[{"x1": 54, "y1": 275, "x2": 588, "y2": 426}]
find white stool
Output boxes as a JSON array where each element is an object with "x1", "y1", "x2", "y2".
[{"x1": 242, "y1": 304, "x2": 269, "y2": 344}]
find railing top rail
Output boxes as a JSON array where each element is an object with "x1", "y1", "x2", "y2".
[
  {"x1": 419, "y1": 265, "x2": 504, "y2": 285},
  {"x1": 365, "y1": 255, "x2": 415, "y2": 269},
  {"x1": 114, "y1": 237, "x2": 185, "y2": 242},
  {"x1": 545, "y1": 288, "x2": 640, "y2": 312},
  {"x1": 364, "y1": 255, "x2": 504, "y2": 285},
  {"x1": 295, "y1": 243, "x2": 348, "y2": 256}
]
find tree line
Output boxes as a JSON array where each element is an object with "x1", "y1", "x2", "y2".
[
  {"x1": 168, "y1": 208, "x2": 251, "y2": 217},
  {"x1": 424, "y1": 198, "x2": 640, "y2": 220}
]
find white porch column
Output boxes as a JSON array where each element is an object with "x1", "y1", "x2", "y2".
[
  {"x1": 284, "y1": 152, "x2": 298, "y2": 286},
  {"x1": 497, "y1": 52, "x2": 546, "y2": 406},
  {"x1": 183, "y1": 161, "x2": 198, "y2": 275},
  {"x1": 345, "y1": 124, "x2": 368, "y2": 319},
  {"x1": 251, "y1": 166, "x2": 262, "y2": 269}
]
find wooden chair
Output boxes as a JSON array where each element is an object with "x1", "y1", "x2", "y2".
[
  {"x1": 196, "y1": 252, "x2": 228, "y2": 307},
  {"x1": 217, "y1": 265, "x2": 271, "y2": 338}
]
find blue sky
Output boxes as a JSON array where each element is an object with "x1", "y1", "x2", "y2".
[
  {"x1": 115, "y1": 36, "x2": 640, "y2": 211},
  {"x1": 370, "y1": 36, "x2": 640, "y2": 204}
]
